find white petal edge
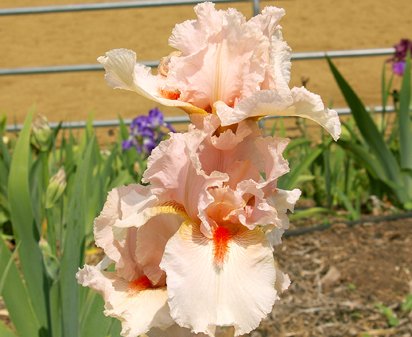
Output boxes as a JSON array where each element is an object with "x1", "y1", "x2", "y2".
[
  {"x1": 94, "y1": 184, "x2": 157, "y2": 263},
  {"x1": 76, "y1": 264, "x2": 174, "y2": 337},
  {"x1": 288, "y1": 86, "x2": 341, "y2": 141},
  {"x1": 266, "y1": 188, "x2": 301, "y2": 246},
  {"x1": 98, "y1": 48, "x2": 207, "y2": 115},
  {"x1": 216, "y1": 89, "x2": 293, "y2": 126}
]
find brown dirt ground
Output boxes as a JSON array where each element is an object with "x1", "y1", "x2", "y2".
[
  {"x1": 1, "y1": 0, "x2": 412, "y2": 128},
  {"x1": 264, "y1": 217, "x2": 412, "y2": 337}
]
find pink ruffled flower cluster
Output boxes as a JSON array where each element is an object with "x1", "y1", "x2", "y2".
[{"x1": 77, "y1": 3, "x2": 341, "y2": 337}]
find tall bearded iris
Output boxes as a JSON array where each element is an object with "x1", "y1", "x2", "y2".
[
  {"x1": 79, "y1": 2, "x2": 341, "y2": 337},
  {"x1": 78, "y1": 117, "x2": 300, "y2": 336},
  {"x1": 144, "y1": 116, "x2": 301, "y2": 335},
  {"x1": 98, "y1": 2, "x2": 341, "y2": 140}
]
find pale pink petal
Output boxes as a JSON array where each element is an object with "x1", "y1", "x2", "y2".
[
  {"x1": 143, "y1": 132, "x2": 228, "y2": 220},
  {"x1": 199, "y1": 122, "x2": 289, "y2": 189},
  {"x1": 197, "y1": 120, "x2": 261, "y2": 186},
  {"x1": 76, "y1": 264, "x2": 174, "y2": 337},
  {"x1": 94, "y1": 184, "x2": 156, "y2": 264},
  {"x1": 216, "y1": 89, "x2": 293, "y2": 126},
  {"x1": 135, "y1": 212, "x2": 187, "y2": 286},
  {"x1": 169, "y1": 19, "x2": 206, "y2": 55},
  {"x1": 224, "y1": 160, "x2": 261, "y2": 190},
  {"x1": 265, "y1": 30, "x2": 292, "y2": 96},
  {"x1": 98, "y1": 49, "x2": 207, "y2": 115},
  {"x1": 248, "y1": 6, "x2": 285, "y2": 39},
  {"x1": 220, "y1": 87, "x2": 341, "y2": 141},
  {"x1": 168, "y1": 2, "x2": 225, "y2": 55},
  {"x1": 111, "y1": 202, "x2": 189, "y2": 282},
  {"x1": 210, "y1": 120, "x2": 255, "y2": 151},
  {"x1": 198, "y1": 187, "x2": 245, "y2": 232},
  {"x1": 266, "y1": 188, "x2": 301, "y2": 246},
  {"x1": 254, "y1": 136, "x2": 290, "y2": 190},
  {"x1": 275, "y1": 268, "x2": 291, "y2": 294},
  {"x1": 97, "y1": 48, "x2": 137, "y2": 90},
  {"x1": 148, "y1": 325, "x2": 208, "y2": 337},
  {"x1": 160, "y1": 222, "x2": 284, "y2": 337},
  {"x1": 249, "y1": 7, "x2": 291, "y2": 94},
  {"x1": 232, "y1": 180, "x2": 278, "y2": 230},
  {"x1": 167, "y1": 3, "x2": 268, "y2": 111},
  {"x1": 288, "y1": 86, "x2": 341, "y2": 141},
  {"x1": 188, "y1": 113, "x2": 221, "y2": 134}
]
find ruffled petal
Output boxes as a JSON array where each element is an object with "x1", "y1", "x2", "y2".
[
  {"x1": 288, "y1": 86, "x2": 341, "y2": 141},
  {"x1": 94, "y1": 184, "x2": 157, "y2": 264},
  {"x1": 160, "y1": 222, "x2": 283, "y2": 336},
  {"x1": 220, "y1": 87, "x2": 341, "y2": 141},
  {"x1": 135, "y1": 210, "x2": 188, "y2": 286},
  {"x1": 148, "y1": 324, "x2": 208, "y2": 337},
  {"x1": 210, "y1": 119, "x2": 256, "y2": 151},
  {"x1": 199, "y1": 121, "x2": 289, "y2": 189},
  {"x1": 216, "y1": 89, "x2": 293, "y2": 126},
  {"x1": 98, "y1": 48, "x2": 207, "y2": 115},
  {"x1": 169, "y1": 19, "x2": 206, "y2": 55},
  {"x1": 248, "y1": 6, "x2": 285, "y2": 39},
  {"x1": 167, "y1": 3, "x2": 269, "y2": 111},
  {"x1": 266, "y1": 30, "x2": 292, "y2": 96},
  {"x1": 265, "y1": 188, "x2": 301, "y2": 246},
  {"x1": 249, "y1": 6, "x2": 291, "y2": 93},
  {"x1": 76, "y1": 264, "x2": 174, "y2": 337},
  {"x1": 143, "y1": 132, "x2": 228, "y2": 220},
  {"x1": 233, "y1": 180, "x2": 278, "y2": 230}
]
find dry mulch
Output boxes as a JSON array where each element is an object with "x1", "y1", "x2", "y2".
[{"x1": 254, "y1": 217, "x2": 412, "y2": 337}]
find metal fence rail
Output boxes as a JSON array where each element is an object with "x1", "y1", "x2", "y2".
[
  {"x1": 0, "y1": 48, "x2": 395, "y2": 76},
  {"x1": 5, "y1": 106, "x2": 395, "y2": 132},
  {"x1": 0, "y1": 0, "x2": 251, "y2": 16}
]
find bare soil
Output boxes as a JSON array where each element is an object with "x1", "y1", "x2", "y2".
[
  {"x1": 262, "y1": 217, "x2": 412, "y2": 337},
  {"x1": 1, "y1": 0, "x2": 412, "y2": 126}
]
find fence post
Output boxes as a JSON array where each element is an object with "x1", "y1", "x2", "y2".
[{"x1": 252, "y1": 0, "x2": 260, "y2": 16}]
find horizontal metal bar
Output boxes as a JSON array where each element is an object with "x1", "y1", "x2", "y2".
[
  {"x1": 5, "y1": 105, "x2": 395, "y2": 132},
  {"x1": 0, "y1": 48, "x2": 395, "y2": 76},
  {"x1": 292, "y1": 47, "x2": 395, "y2": 60},
  {"x1": 0, "y1": 0, "x2": 247, "y2": 16},
  {"x1": 0, "y1": 62, "x2": 156, "y2": 76}
]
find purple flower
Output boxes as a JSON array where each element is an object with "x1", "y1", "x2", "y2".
[
  {"x1": 393, "y1": 61, "x2": 406, "y2": 76},
  {"x1": 122, "y1": 139, "x2": 135, "y2": 151},
  {"x1": 148, "y1": 108, "x2": 164, "y2": 127},
  {"x1": 389, "y1": 39, "x2": 412, "y2": 76},
  {"x1": 122, "y1": 108, "x2": 175, "y2": 156}
]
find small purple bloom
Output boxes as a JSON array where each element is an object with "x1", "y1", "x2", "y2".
[
  {"x1": 392, "y1": 61, "x2": 406, "y2": 76},
  {"x1": 122, "y1": 139, "x2": 134, "y2": 151},
  {"x1": 389, "y1": 39, "x2": 412, "y2": 76},
  {"x1": 148, "y1": 108, "x2": 164, "y2": 127},
  {"x1": 122, "y1": 108, "x2": 175, "y2": 156},
  {"x1": 140, "y1": 126, "x2": 155, "y2": 138},
  {"x1": 143, "y1": 137, "x2": 157, "y2": 153}
]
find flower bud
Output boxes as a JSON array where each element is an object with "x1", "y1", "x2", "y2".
[
  {"x1": 39, "y1": 237, "x2": 59, "y2": 280},
  {"x1": 32, "y1": 114, "x2": 52, "y2": 151},
  {"x1": 45, "y1": 167, "x2": 67, "y2": 209}
]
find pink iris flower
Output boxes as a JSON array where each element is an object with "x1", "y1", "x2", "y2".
[
  {"x1": 76, "y1": 185, "x2": 208, "y2": 337},
  {"x1": 78, "y1": 2, "x2": 341, "y2": 336},
  {"x1": 78, "y1": 117, "x2": 300, "y2": 336},
  {"x1": 148, "y1": 117, "x2": 301, "y2": 336},
  {"x1": 98, "y1": 2, "x2": 341, "y2": 140}
]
